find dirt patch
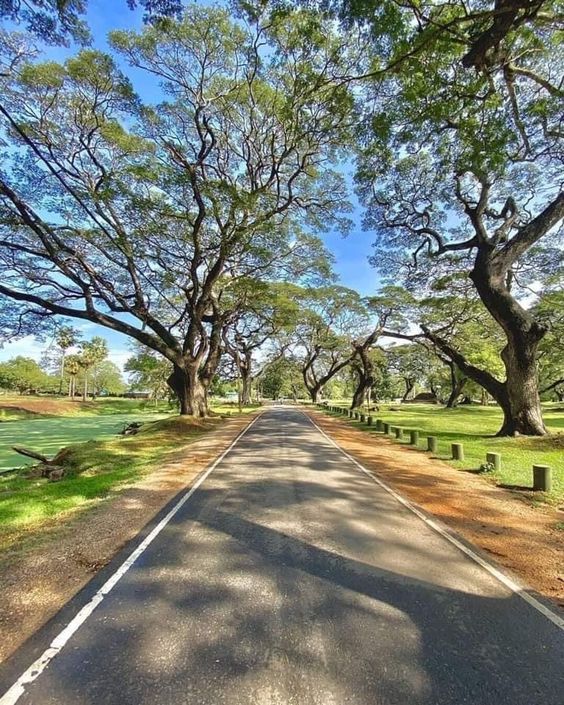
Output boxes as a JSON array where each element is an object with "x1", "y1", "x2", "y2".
[
  {"x1": 0, "y1": 398, "x2": 83, "y2": 416},
  {"x1": 310, "y1": 411, "x2": 564, "y2": 610},
  {"x1": 0, "y1": 413, "x2": 257, "y2": 664}
]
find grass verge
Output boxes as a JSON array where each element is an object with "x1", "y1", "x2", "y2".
[
  {"x1": 322, "y1": 403, "x2": 564, "y2": 505},
  {"x1": 0, "y1": 415, "x2": 222, "y2": 552}
]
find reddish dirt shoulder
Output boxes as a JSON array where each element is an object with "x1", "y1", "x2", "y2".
[
  {"x1": 309, "y1": 410, "x2": 564, "y2": 609},
  {"x1": 0, "y1": 413, "x2": 256, "y2": 663}
]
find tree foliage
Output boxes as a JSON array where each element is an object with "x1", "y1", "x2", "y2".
[{"x1": 0, "y1": 5, "x2": 355, "y2": 415}]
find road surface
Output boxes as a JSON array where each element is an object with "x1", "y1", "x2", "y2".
[{"x1": 2, "y1": 408, "x2": 563, "y2": 704}]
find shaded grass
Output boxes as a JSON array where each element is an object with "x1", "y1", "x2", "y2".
[
  {"x1": 0, "y1": 415, "x2": 221, "y2": 551},
  {"x1": 323, "y1": 403, "x2": 564, "y2": 505}
]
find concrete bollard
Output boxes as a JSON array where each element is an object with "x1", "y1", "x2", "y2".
[
  {"x1": 367, "y1": 416, "x2": 373, "y2": 426},
  {"x1": 395, "y1": 427, "x2": 403, "y2": 440},
  {"x1": 410, "y1": 430, "x2": 419, "y2": 446},
  {"x1": 427, "y1": 436, "x2": 437, "y2": 453},
  {"x1": 376, "y1": 419, "x2": 384, "y2": 432},
  {"x1": 452, "y1": 443, "x2": 464, "y2": 460},
  {"x1": 486, "y1": 452, "x2": 501, "y2": 471},
  {"x1": 532, "y1": 465, "x2": 552, "y2": 491},
  {"x1": 383, "y1": 422, "x2": 391, "y2": 434}
]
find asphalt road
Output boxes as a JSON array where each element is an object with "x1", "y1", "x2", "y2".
[{"x1": 2, "y1": 408, "x2": 563, "y2": 705}]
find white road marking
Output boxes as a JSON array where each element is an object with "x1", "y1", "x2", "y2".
[
  {"x1": 0, "y1": 412, "x2": 263, "y2": 705},
  {"x1": 305, "y1": 409, "x2": 564, "y2": 632}
]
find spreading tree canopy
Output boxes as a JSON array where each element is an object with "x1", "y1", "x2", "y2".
[{"x1": 0, "y1": 6, "x2": 356, "y2": 415}]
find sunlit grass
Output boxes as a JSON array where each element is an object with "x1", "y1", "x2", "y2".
[
  {"x1": 0, "y1": 415, "x2": 221, "y2": 551},
  {"x1": 324, "y1": 402, "x2": 564, "y2": 504},
  {"x1": 0, "y1": 413, "x2": 170, "y2": 472}
]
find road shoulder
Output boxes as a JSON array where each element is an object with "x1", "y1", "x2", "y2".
[
  {"x1": 0, "y1": 412, "x2": 258, "y2": 664},
  {"x1": 308, "y1": 409, "x2": 564, "y2": 611}
]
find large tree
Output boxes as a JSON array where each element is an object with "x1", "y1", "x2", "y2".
[
  {"x1": 222, "y1": 281, "x2": 304, "y2": 405},
  {"x1": 292, "y1": 286, "x2": 363, "y2": 402},
  {"x1": 0, "y1": 6, "x2": 355, "y2": 415},
  {"x1": 355, "y1": 0, "x2": 563, "y2": 435}
]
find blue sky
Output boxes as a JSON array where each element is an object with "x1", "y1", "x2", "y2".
[{"x1": 0, "y1": 1, "x2": 378, "y2": 369}]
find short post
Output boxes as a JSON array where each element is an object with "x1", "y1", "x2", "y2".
[
  {"x1": 360, "y1": 413, "x2": 365, "y2": 423},
  {"x1": 427, "y1": 436, "x2": 437, "y2": 453},
  {"x1": 532, "y1": 465, "x2": 552, "y2": 492},
  {"x1": 452, "y1": 443, "x2": 464, "y2": 460},
  {"x1": 354, "y1": 411, "x2": 359, "y2": 420},
  {"x1": 409, "y1": 430, "x2": 419, "y2": 446},
  {"x1": 376, "y1": 419, "x2": 384, "y2": 432},
  {"x1": 395, "y1": 427, "x2": 403, "y2": 440},
  {"x1": 486, "y1": 452, "x2": 501, "y2": 471},
  {"x1": 383, "y1": 422, "x2": 391, "y2": 434},
  {"x1": 367, "y1": 416, "x2": 373, "y2": 426}
]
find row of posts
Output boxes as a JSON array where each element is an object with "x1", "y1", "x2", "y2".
[{"x1": 320, "y1": 404, "x2": 553, "y2": 492}]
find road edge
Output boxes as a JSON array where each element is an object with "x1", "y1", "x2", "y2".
[
  {"x1": 0, "y1": 411, "x2": 263, "y2": 705},
  {"x1": 304, "y1": 409, "x2": 564, "y2": 632}
]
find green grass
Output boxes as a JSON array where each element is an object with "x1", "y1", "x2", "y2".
[
  {"x1": 0, "y1": 415, "x2": 223, "y2": 552},
  {"x1": 0, "y1": 413, "x2": 170, "y2": 472},
  {"x1": 0, "y1": 398, "x2": 260, "y2": 474},
  {"x1": 323, "y1": 402, "x2": 564, "y2": 504},
  {"x1": 211, "y1": 402, "x2": 262, "y2": 416}
]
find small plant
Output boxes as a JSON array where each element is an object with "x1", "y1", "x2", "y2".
[{"x1": 478, "y1": 461, "x2": 496, "y2": 474}]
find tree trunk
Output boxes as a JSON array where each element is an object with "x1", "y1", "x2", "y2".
[
  {"x1": 59, "y1": 350, "x2": 65, "y2": 395},
  {"x1": 351, "y1": 376, "x2": 367, "y2": 409},
  {"x1": 470, "y1": 250, "x2": 547, "y2": 435},
  {"x1": 241, "y1": 374, "x2": 252, "y2": 405},
  {"x1": 445, "y1": 366, "x2": 466, "y2": 408},
  {"x1": 82, "y1": 373, "x2": 88, "y2": 402},
  {"x1": 351, "y1": 344, "x2": 376, "y2": 410},
  {"x1": 309, "y1": 386, "x2": 320, "y2": 403},
  {"x1": 351, "y1": 368, "x2": 374, "y2": 409},
  {"x1": 401, "y1": 377, "x2": 415, "y2": 402},
  {"x1": 167, "y1": 364, "x2": 208, "y2": 417},
  {"x1": 240, "y1": 357, "x2": 252, "y2": 405},
  {"x1": 497, "y1": 340, "x2": 546, "y2": 435}
]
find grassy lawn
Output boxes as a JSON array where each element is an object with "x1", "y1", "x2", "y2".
[
  {"x1": 0, "y1": 397, "x2": 260, "y2": 474},
  {"x1": 0, "y1": 412, "x2": 172, "y2": 472},
  {"x1": 211, "y1": 402, "x2": 262, "y2": 415},
  {"x1": 323, "y1": 402, "x2": 564, "y2": 504},
  {"x1": 0, "y1": 415, "x2": 224, "y2": 552}
]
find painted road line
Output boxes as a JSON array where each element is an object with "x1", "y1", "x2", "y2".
[
  {"x1": 305, "y1": 410, "x2": 564, "y2": 632},
  {"x1": 0, "y1": 413, "x2": 263, "y2": 705}
]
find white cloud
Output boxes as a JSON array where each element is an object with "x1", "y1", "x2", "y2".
[{"x1": 0, "y1": 336, "x2": 45, "y2": 362}]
